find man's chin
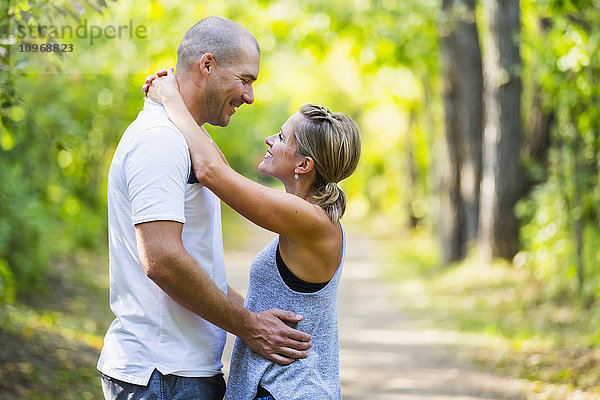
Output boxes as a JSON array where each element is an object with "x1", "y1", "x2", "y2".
[{"x1": 207, "y1": 116, "x2": 230, "y2": 127}]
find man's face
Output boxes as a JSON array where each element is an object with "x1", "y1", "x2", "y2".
[{"x1": 204, "y1": 39, "x2": 260, "y2": 127}]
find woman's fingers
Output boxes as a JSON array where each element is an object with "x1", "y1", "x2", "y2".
[
  {"x1": 142, "y1": 68, "x2": 175, "y2": 97},
  {"x1": 142, "y1": 74, "x2": 157, "y2": 97}
]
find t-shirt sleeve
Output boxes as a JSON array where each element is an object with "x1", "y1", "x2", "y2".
[{"x1": 124, "y1": 126, "x2": 190, "y2": 225}]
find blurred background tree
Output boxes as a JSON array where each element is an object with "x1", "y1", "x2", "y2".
[{"x1": 440, "y1": 0, "x2": 483, "y2": 262}]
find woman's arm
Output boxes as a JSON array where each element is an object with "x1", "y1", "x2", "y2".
[{"x1": 146, "y1": 69, "x2": 329, "y2": 240}]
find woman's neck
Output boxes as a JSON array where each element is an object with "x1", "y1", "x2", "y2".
[{"x1": 282, "y1": 179, "x2": 316, "y2": 203}]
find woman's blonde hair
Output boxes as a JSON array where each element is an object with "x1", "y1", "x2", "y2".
[{"x1": 293, "y1": 104, "x2": 361, "y2": 222}]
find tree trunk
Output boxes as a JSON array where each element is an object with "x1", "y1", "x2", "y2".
[
  {"x1": 570, "y1": 119, "x2": 585, "y2": 294},
  {"x1": 521, "y1": 18, "x2": 555, "y2": 200},
  {"x1": 520, "y1": 90, "x2": 555, "y2": 200},
  {"x1": 479, "y1": 0, "x2": 522, "y2": 261},
  {"x1": 440, "y1": 0, "x2": 484, "y2": 263},
  {"x1": 406, "y1": 112, "x2": 420, "y2": 229}
]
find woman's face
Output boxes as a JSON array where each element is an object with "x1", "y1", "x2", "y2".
[{"x1": 258, "y1": 113, "x2": 303, "y2": 181}]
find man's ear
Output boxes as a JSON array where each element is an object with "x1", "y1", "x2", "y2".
[
  {"x1": 296, "y1": 156, "x2": 314, "y2": 175},
  {"x1": 197, "y1": 53, "x2": 215, "y2": 77}
]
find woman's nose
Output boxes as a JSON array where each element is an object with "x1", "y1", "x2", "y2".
[{"x1": 265, "y1": 134, "x2": 276, "y2": 145}]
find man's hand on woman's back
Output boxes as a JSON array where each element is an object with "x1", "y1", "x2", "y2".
[{"x1": 241, "y1": 309, "x2": 312, "y2": 366}]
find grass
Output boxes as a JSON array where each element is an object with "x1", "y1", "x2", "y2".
[
  {"x1": 0, "y1": 250, "x2": 111, "y2": 399},
  {"x1": 378, "y1": 228, "x2": 600, "y2": 399}
]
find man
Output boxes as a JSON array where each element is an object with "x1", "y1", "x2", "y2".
[{"x1": 98, "y1": 16, "x2": 311, "y2": 400}]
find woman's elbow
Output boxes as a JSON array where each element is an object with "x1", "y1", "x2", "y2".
[
  {"x1": 193, "y1": 165, "x2": 208, "y2": 184},
  {"x1": 193, "y1": 163, "x2": 219, "y2": 187}
]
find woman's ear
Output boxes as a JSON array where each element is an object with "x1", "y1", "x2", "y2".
[{"x1": 296, "y1": 156, "x2": 314, "y2": 175}]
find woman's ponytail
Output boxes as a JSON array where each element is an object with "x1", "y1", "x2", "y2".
[{"x1": 313, "y1": 182, "x2": 346, "y2": 222}]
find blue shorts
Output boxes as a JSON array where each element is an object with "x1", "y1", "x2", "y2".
[{"x1": 100, "y1": 369, "x2": 225, "y2": 400}]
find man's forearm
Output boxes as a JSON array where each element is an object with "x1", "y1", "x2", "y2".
[
  {"x1": 148, "y1": 249, "x2": 250, "y2": 338},
  {"x1": 227, "y1": 285, "x2": 245, "y2": 306}
]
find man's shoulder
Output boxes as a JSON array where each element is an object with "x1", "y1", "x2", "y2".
[
  {"x1": 131, "y1": 107, "x2": 180, "y2": 136},
  {"x1": 121, "y1": 109, "x2": 185, "y2": 151}
]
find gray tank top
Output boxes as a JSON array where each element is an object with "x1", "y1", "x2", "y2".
[{"x1": 225, "y1": 225, "x2": 345, "y2": 400}]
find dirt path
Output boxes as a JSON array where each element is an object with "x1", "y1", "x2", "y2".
[{"x1": 221, "y1": 222, "x2": 526, "y2": 399}]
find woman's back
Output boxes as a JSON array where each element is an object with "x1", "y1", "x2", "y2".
[
  {"x1": 225, "y1": 226, "x2": 346, "y2": 400},
  {"x1": 278, "y1": 211, "x2": 344, "y2": 285}
]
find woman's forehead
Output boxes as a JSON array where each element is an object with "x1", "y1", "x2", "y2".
[{"x1": 282, "y1": 112, "x2": 301, "y2": 133}]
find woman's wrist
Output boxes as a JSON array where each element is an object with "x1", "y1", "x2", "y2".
[
  {"x1": 162, "y1": 92, "x2": 185, "y2": 110},
  {"x1": 162, "y1": 95, "x2": 188, "y2": 123}
]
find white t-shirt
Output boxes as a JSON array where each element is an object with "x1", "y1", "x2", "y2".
[{"x1": 97, "y1": 99, "x2": 227, "y2": 385}]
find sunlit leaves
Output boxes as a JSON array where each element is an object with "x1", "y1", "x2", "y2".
[{"x1": 518, "y1": 0, "x2": 600, "y2": 300}]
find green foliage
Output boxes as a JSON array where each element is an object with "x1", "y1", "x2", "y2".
[
  {"x1": 518, "y1": 0, "x2": 600, "y2": 302},
  {"x1": 517, "y1": 179, "x2": 575, "y2": 288},
  {"x1": 0, "y1": 0, "x2": 135, "y2": 296},
  {"x1": 0, "y1": 259, "x2": 16, "y2": 303},
  {"x1": 0, "y1": 3, "x2": 52, "y2": 295}
]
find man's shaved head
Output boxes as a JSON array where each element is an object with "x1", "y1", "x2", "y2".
[{"x1": 176, "y1": 16, "x2": 260, "y2": 73}]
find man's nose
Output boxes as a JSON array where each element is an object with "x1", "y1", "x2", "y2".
[{"x1": 242, "y1": 85, "x2": 254, "y2": 104}]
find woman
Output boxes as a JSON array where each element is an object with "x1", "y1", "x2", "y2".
[{"x1": 145, "y1": 68, "x2": 361, "y2": 400}]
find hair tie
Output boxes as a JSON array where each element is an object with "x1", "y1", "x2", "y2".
[{"x1": 323, "y1": 182, "x2": 340, "y2": 204}]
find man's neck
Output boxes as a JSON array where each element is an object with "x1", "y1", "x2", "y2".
[{"x1": 175, "y1": 73, "x2": 207, "y2": 126}]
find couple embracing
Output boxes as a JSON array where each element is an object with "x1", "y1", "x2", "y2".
[{"x1": 97, "y1": 16, "x2": 361, "y2": 400}]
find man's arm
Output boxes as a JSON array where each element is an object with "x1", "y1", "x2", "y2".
[
  {"x1": 135, "y1": 220, "x2": 312, "y2": 365},
  {"x1": 227, "y1": 285, "x2": 245, "y2": 306}
]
